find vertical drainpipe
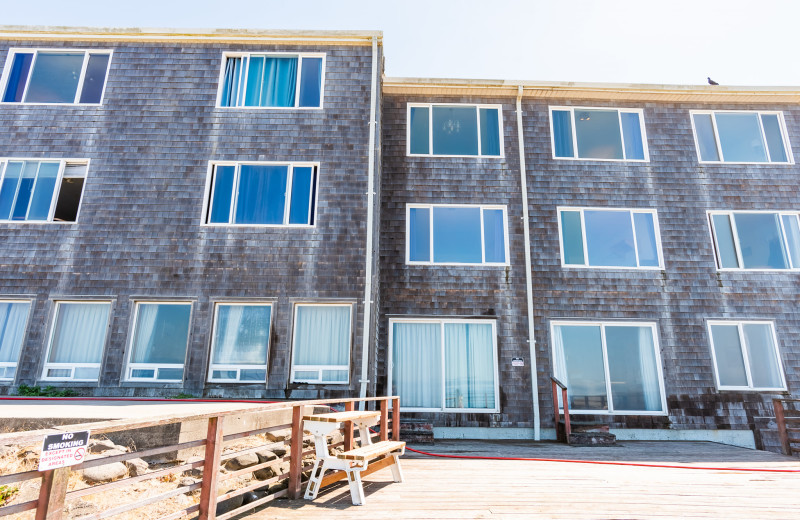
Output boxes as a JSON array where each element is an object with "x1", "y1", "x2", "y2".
[
  {"x1": 359, "y1": 36, "x2": 379, "y2": 410},
  {"x1": 516, "y1": 85, "x2": 540, "y2": 440}
]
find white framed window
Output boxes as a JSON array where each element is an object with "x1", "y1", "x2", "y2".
[
  {"x1": 691, "y1": 110, "x2": 792, "y2": 164},
  {"x1": 41, "y1": 301, "x2": 111, "y2": 382},
  {"x1": 707, "y1": 321, "x2": 786, "y2": 391},
  {"x1": 551, "y1": 321, "x2": 667, "y2": 415},
  {"x1": 550, "y1": 106, "x2": 649, "y2": 161},
  {"x1": 125, "y1": 302, "x2": 192, "y2": 382},
  {"x1": 389, "y1": 318, "x2": 499, "y2": 413},
  {"x1": 1, "y1": 48, "x2": 111, "y2": 105},
  {"x1": 207, "y1": 302, "x2": 272, "y2": 383},
  {"x1": 558, "y1": 207, "x2": 663, "y2": 269},
  {"x1": 406, "y1": 204, "x2": 509, "y2": 265},
  {"x1": 290, "y1": 303, "x2": 351, "y2": 384},
  {"x1": 202, "y1": 161, "x2": 318, "y2": 226},
  {"x1": 0, "y1": 300, "x2": 32, "y2": 382},
  {"x1": 0, "y1": 159, "x2": 88, "y2": 223},
  {"x1": 407, "y1": 103, "x2": 503, "y2": 157},
  {"x1": 708, "y1": 211, "x2": 800, "y2": 271},
  {"x1": 216, "y1": 52, "x2": 324, "y2": 109}
]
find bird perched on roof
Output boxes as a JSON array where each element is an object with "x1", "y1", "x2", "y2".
[{"x1": 707, "y1": 77, "x2": 719, "y2": 85}]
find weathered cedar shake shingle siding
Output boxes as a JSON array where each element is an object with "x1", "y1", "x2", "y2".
[
  {"x1": 380, "y1": 88, "x2": 799, "y2": 445},
  {"x1": 0, "y1": 32, "x2": 382, "y2": 399}
]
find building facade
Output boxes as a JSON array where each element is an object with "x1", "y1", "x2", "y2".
[{"x1": 1, "y1": 27, "x2": 798, "y2": 450}]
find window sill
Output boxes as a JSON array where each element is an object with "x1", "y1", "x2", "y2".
[
  {"x1": 407, "y1": 154, "x2": 504, "y2": 159},
  {"x1": 551, "y1": 156, "x2": 649, "y2": 163},
  {"x1": 0, "y1": 102, "x2": 103, "y2": 107}
]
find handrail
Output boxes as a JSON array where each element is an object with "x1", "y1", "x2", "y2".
[
  {"x1": 773, "y1": 398, "x2": 800, "y2": 456},
  {"x1": 550, "y1": 376, "x2": 571, "y2": 443},
  {"x1": 0, "y1": 395, "x2": 401, "y2": 520}
]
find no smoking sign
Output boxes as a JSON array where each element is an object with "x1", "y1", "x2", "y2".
[{"x1": 39, "y1": 431, "x2": 91, "y2": 471}]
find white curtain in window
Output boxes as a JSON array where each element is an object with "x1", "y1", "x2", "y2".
[
  {"x1": 212, "y1": 305, "x2": 270, "y2": 365},
  {"x1": 131, "y1": 304, "x2": 159, "y2": 363},
  {"x1": 0, "y1": 302, "x2": 29, "y2": 363},
  {"x1": 294, "y1": 306, "x2": 350, "y2": 366},
  {"x1": 49, "y1": 303, "x2": 110, "y2": 363},
  {"x1": 551, "y1": 325, "x2": 568, "y2": 407},
  {"x1": 637, "y1": 327, "x2": 662, "y2": 411},
  {"x1": 444, "y1": 323, "x2": 495, "y2": 409},
  {"x1": 743, "y1": 324, "x2": 783, "y2": 388},
  {"x1": 214, "y1": 305, "x2": 244, "y2": 364},
  {"x1": 392, "y1": 322, "x2": 441, "y2": 408}
]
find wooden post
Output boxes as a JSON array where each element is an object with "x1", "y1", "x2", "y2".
[
  {"x1": 392, "y1": 397, "x2": 400, "y2": 441},
  {"x1": 198, "y1": 416, "x2": 224, "y2": 520},
  {"x1": 380, "y1": 399, "x2": 389, "y2": 442},
  {"x1": 35, "y1": 467, "x2": 70, "y2": 520},
  {"x1": 562, "y1": 388, "x2": 571, "y2": 440},
  {"x1": 344, "y1": 401, "x2": 354, "y2": 451},
  {"x1": 774, "y1": 399, "x2": 791, "y2": 455},
  {"x1": 288, "y1": 404, "x2": 304, "y2": 499},
  {"x1": 552, "y1": 380, "x2": 560, "y2": 428}
]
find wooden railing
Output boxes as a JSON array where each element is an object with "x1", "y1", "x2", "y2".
[
  {"x1": 773, "y1": 398, "x2": 800, "y2": 456},
  {"x1": 550, "y1": 376, "x2": 571, "y2": 443},
  {"x1": 0, "y1": 396, "x2": 400, "y2": 520}
]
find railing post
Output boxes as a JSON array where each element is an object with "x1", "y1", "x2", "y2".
[
  {"x1": 562, "y1": 387, "x2": 571, "y2": 439},
  {"x1": 552, "y1": 380, "x2": 560, "y2": 427},
  {"x1": 392, "y1": 397, "x2": 400, "y2": 441},
  {"x1": 35, "y1": 467, "x2": 69, "y2": 520},
  {"x1": 380, "y1": 399, "x2": 389, "y2": 442},
  {"x1": 344, "y1": 401, "x2": 354, "y2": 451},
  {"x1": 198, "y1": 416, "x2": 224, "y2": 520},
  {"x1": 774, "y1": 398, "x2": 791, "y2": 455},
  {"x1": 288, "y1": 404, "x2": 305, "y2": 499}
]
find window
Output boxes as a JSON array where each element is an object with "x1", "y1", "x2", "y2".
[
  {"x1": 389, "y1": 318, "x2": 498, "y2": 412},
  {"x1": 407, "y1": 204, "x2": 508, "y2": 265},
  {"x1": 2, "y1": 49, "x2": 111, "y2": 105},
  {"x1": 408, "y1": 104, "x2": 503, "y2": 157},
  {"x1": 0, "y1": 301, "x2": 31, "y2": 382},
  {"x1": 550, "y1": 106, "x2": 648, "y2": 161},
  {"x1": 208, "y1": 303, "x2": 272, "y2": 383},
  {"x1": 291, "y1": 304, "x2": 351, "y2": 384},
  {"x1": 709, "y1": 211, "x2": 800, "y2": 270},
  {"x1": 0, "y1": 160, "x2": 88, "y2": 223},
  {"x1": 217, "y1": 53, "x2": 324, "y2": 108},
  {"x1": 691, "y1": 110, "x2": 792, "y2": 164},
  {"x1": 551, "y1": 321, "x2": 666, "y2": 414},
  {"x1": 708, "y1": 321, "x2": 785, "y2": 391},
  {"x1": 125, "y1": 302, "x2": 192, "y2": 382},
  {"x1": 42, "y1": 302, "x2": 111, "y2": 382},
  {"x1": 558, "y1": 207, "x2": 662, "y2": 268},
  {"x1": 204, "y1": 162, "x2": 317, "y2": 226}
]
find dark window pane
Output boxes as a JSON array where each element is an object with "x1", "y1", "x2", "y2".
[
  {"x1": 288, "y1": 166, "x2": 314, "y2": 224},
  {"x1": 560, "y1": 210, "x2": 584, "y2": 265},
  {"x1": 716, "y1": 113, "x2": 768, "y2": 162},
  {"x1": 408, "y1": 207, "x2": 430, "y2": 262},
  {"x1": 27, "y1": 162, "x2": 59, "y2": 221},
  {"x1": 482, "y1": 209, "x2": 505, "y2": 263},
  {"x1": 240, "y1": 369, "x2": 267, "y2": 381},
  {"x1": 2, "y1": 53, "x2": 33, "y2": 103},
  {"x1": 212, "y1": 305, "x2": 271, "y2": 365},
  {"x1": 575, "y1": 109, "x2": 623, "y2": 159},
  {"x1": 552, "y1": 110, "x2": 574, "y2": 157},
  {"x1": 711, "y1": 214, "x2": 738, "y2": 268},
  {"x1": 0, "y1": 162, "x2": 23, "y2": 220},
  {"x1": 235, "y1": 165, "x2": 288, "y2": 224},
  {"x1": 620, "y1": 112, "x2": 645, "y2": 160},
  {"x1": 432, "y1": 106, "x2": 479, "y2": 156},
  {"x1": 25, "y1": 52, "x2": 84, "y2": 103},
  {"x1": 208, "y1": 165, "x2": 235, "y2": 224},
  {"x1": 733, "y1": 212, "x2": 788, "y2": 269},
  {"x1": 781, "y1": 215, "x2": 800, "y2": 268},
  {"x1": 157, "y1": 368, "x2": 184, "y2": 380},
  {"x1": 633, "y1": 212, "x2": 659, "y2": 267},
  {"x1": 584, "y1": 210, "x2": 636, "y2": 267},
  {"x1": 693, "y1": 113, "x2": 720, "y2": 161},
  {"x1": 760, "y1": 114, "x2": 788, "y2": 163},
  {"x1": 298, "y1": 57, "x2": 322, "y2": 107},
  {"x1": 409, "y1": 106, "x2": 430, "y2": 154},
  {"x1": 479, "y1": 108, "x2": 501, "y2": 156},
  {"x1": 78, "y1": 53, "x2": 110, "y2": 103},
  {"x1": 131, "y1": 304, "x2": 191, "y2": 364},
  {"x1": 432, "y1": 207, "x2": 482, "y2": 263}
]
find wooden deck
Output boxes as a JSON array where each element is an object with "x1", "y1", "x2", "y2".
[{"x1": 247, "y1": 440, "x2": 800, "y2": 519}]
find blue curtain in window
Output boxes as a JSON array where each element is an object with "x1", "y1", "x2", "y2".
[
  {"x1": 620, "y1": 112, "x2": 645, "y2": 160},
  {"x1": 2, "y1": 53, "x2": 33, "y2": 103},
  {"x1": 235, "y1": 165, "x2": 288, "y2": 224},
  {"x1": 258, "y1": 57, "x2": 297, "y2": 107},
  {"x1": 220, "y1": 57, "x2": 242, "y2": 107},
  {"x1": 479, "y1": 108, "x2": 501, "y2": 156},
  {"x1": 551, "y1": 110, "x2": 574, "y2": 157}
]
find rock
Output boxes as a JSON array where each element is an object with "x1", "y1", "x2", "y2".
[
  {"x1": 268, "y1": 481, "x2": 288, "y2": 494},
  {"x1": 270, "y1": 446, "x2": 287, "y2": 458},
  {"x1": 65, "y1": 500, "x2": 99, "y2": 517},
  {"x1": 87, "y1": 439, "x2": 117, "y2": 454},
  {"x1": 113, "y1": 444, "x2": 128, "y2": 452},
  {"x1": 265, "y1": 429, "x2": 291, "y2": 442},
  {"x1": 182, "y1": 468, "x2": 203, "y2": 478},
  {"x1": 178, "y1": 477, "x2": 198, "y2": 488},
  {"x1": 255, "y1": 450, "x2": 277, "y2": 463},
  {"x1": 215, "y1": 495, "x2": 244, "y2": 516},
  {"x1": 87, "y1": 448, "x2": 126, "y2": 460},
  {"x1": 224, "y1": 452, "x2": 259, "y2": 471},
  {"x1": 240, "y1": 491, "x2": 263, "y2": 505},
  {"x1": 253, "y1": 462, "x2": 289, "y2": 481},
  {"x1": 124, "y1": 458, "x2": 149, "y2": 476},
  {"x1": 82, "y1": 462, "x2": 128, "y2": 483}
]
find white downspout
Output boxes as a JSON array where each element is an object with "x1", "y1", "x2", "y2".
[
  {"x1": 516, "y1": 85, "x2": 540, "y2": 440},
  {"x1": 359, "y1": 36, "x2": 379, "y2": 410}
]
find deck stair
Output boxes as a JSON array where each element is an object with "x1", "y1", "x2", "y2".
[
  {"x1": 398, "y1": 418, "x2": 434, "y2": 444},
  {"x1": 773, "y1": 398, "x2": 800, "y2": 458},
  {"x1": 552, "y1": 376, "x2": 616, "y2": 446}
]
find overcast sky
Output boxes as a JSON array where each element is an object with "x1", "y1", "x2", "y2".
[{"x1": 3, "y1": 0, "x2": 799, "y2": 86}]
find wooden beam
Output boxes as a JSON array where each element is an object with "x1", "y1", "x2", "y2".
[
  {"x1": 288, "y1": 405, "x2": 304, "y2": 499},
  {"x1": 35, "y1": 467, "x2": 70, "y2": 520},
  {"x1": 317, "y1": 455, "x2": 395, "y2": 490},
  {"x1": 392, "y1": 398, "x2": 400, "y2": 441},
  {"x1": 198, "y1": 416, "x2": 223, "y2": 520},
  {"x1": 773, "y1": 399, "x2": 791, "y2": 456},
  {"x1": 344, "y1": 401, "x2": 354, "y2": 451},
  {"x1": 379, "y1": 400, "x2": 389, "y2": 442}
]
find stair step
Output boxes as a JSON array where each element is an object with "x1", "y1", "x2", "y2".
[
  {"x1": 399, "y1": 420, "x2": 434, "y2": 445},
  {"x1": 568, "y1": 431, "x2": 616, "y2": 446}
]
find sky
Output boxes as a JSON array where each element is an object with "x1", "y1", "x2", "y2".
[{"x1": 3, "y1": 0, "x2": 799, "y2": 87}]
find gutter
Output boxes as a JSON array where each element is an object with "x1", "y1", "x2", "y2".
[
  {"x1": 359, "y1": 36, "x2": 379, "y2": 409},
  {"x1": 516, "y1": 85, "x2": 540, "y2": 440}
]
